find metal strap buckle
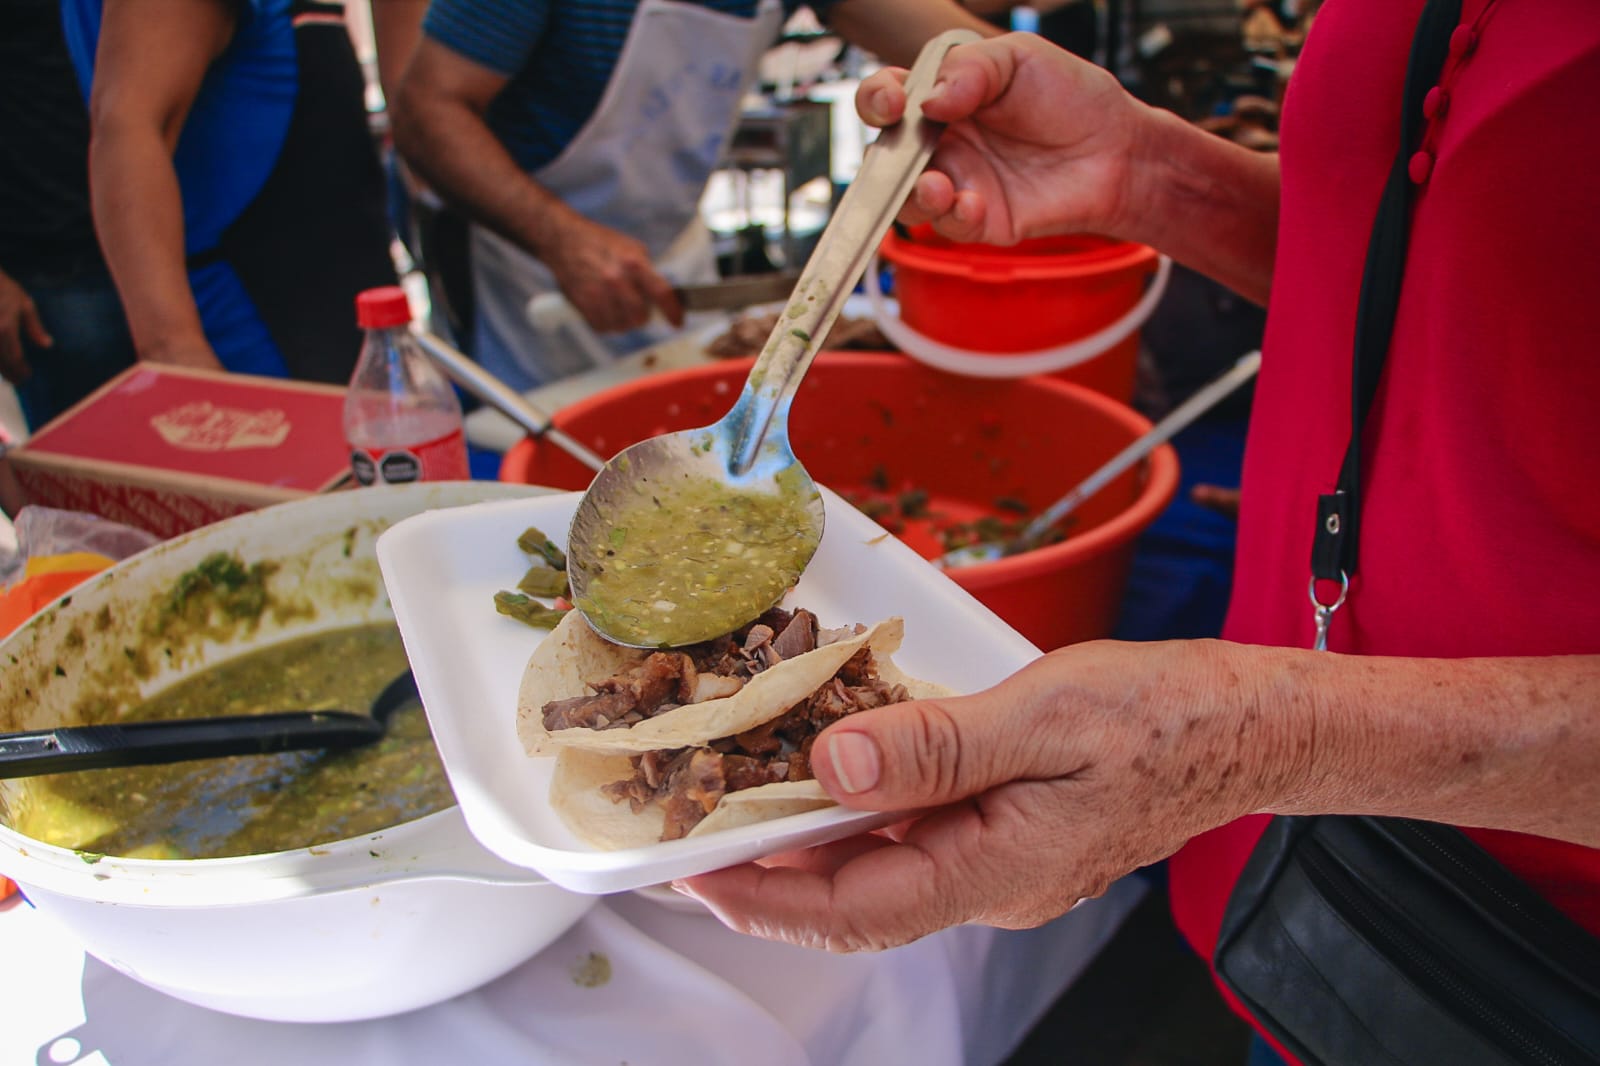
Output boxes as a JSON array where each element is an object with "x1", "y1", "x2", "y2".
[{"x1": 1308, "y1": 571, "x2": 1349, "y2": 652}]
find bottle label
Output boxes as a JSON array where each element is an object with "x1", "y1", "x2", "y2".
[{"x1": 350, "y1": 429, "x2": 470, "y2": 485}]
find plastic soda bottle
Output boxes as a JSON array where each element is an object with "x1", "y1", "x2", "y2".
[{"x1": 345, "y1": 286, "x2": 470, "y2": 485}]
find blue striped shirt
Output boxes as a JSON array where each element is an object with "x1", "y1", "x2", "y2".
[{"x1": 424, "y1": 0, "x2": 832, "y2": 174}]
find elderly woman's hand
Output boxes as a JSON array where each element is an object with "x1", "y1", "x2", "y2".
[
  {"x1": 678, "y1": 638, "x2": 1307, "y2": 952},
  {"x1": 855, "y1": 33, "x2": 1150, "y2": 247}
]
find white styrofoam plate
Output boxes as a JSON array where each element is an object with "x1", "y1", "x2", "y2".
[{"x1": 376, "y1": 488, "x2": 1039, "y2": 895}]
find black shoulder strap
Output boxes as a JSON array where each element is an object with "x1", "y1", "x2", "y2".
[{"x1": 1310, "y1": 0, "x2": 1464, "y2": 584}]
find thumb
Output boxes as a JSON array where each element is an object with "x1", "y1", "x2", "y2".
[
  {"x1": 22, "y1": 302, "x2": 53, "y2": 348},
  {"x1": 638, "y1": 266, "x2": 684, "y2": 329},
  {"x1": 810, "y1": 689, "x2": 1046, "y2": 811}
]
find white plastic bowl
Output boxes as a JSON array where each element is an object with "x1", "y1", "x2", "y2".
[{"x1": 0, "y1": 483, "x2": 596, "y2": 1022}]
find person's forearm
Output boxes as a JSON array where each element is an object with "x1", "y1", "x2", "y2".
[
  {"x1": 369, "y1": 0, "x2": 430, "y2": 111},
  {"x1": 1241, "y1": 646, "x2": 1600, "y2": 846},
  {"x1": 1118, "y1": 107, "x2": 1280, "y2": 306},
  {"x1": 89, "y1": 121, "x2": 212, "y2": 361},
  {"x1": 827, "y1": 0, "x2": 999, "y2": 69},
  {"x1": 391, "y1": 89, "x2": 573, "y2": 260}
]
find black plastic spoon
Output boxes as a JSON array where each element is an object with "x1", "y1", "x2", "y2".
[{"x1": 0, "y1": 671, "x2": 419, "y2": 779}]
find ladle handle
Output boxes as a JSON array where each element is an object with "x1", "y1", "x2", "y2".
[
  {"x1": 0, "y1": 711, "x2": 386, "y2": 779},
  {"x1": 412, "y1": 328, "x2": 606, "y2": 473},
  {"x1": 1015, "y1": 350, "x2": 1263, "y2": 552},
  {"x1": 726, "y1": 28, "x2": 979, "y2": 475}
]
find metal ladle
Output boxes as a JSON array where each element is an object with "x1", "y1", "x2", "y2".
[
  {"x1": 565, "y1": 29, "x2": 980, "y2": 648},
  {"x1": 0, "y1": 671, "x2": 419, "y2": 779},
  {"x1": 412, "y1": 329, "x2": 605, "y2": 473},
  {"x1": 936, "y1": 351, "x2": 1262, "y2": 569}
]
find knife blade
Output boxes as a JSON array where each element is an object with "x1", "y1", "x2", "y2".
[
  {"x1": 525, "y1": 270, "x2": 804, "y2": 338},
  {"x1": 674, "y1": 272, "x2": 802, "y2": 312}
]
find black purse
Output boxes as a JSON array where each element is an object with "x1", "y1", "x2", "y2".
[
  {"x1": 1212, "y1": 2, "x2": 1600, "y2": 1063},
  {"x1": 1215, "y1": 817, "x2": 1600, "y2": 1065}
]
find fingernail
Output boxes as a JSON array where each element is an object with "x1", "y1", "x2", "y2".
[
  {"x1": 869, "y1": 87, "x2": 890, "y2": 117},
  {"x1": 827, "y1": 731, "x2": 881, "y2": 794},
  {"x1": 925, "y1": 79, "x2": 948, "y2": 104}
]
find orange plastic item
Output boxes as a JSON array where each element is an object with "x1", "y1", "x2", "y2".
[
  {"x1": 879, "y1": 225, "x2": 1159, "y2": 400},
  {"x1": 500, "y1": 353, "x2": 1177, "y2": 650},
  {"x1": 0, "y1": 558, "x2": 113, "y2": 641}
]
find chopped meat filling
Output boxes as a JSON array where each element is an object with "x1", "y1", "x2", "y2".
[
  {"x1": 543, "y1": 607, "x2": 828, "y2": 733},
  {"x1": 598, "y1": 638, "x2": 912, "y2": 840},
  {"x1": 542, "y1": 651, "x2": 693, "y2": 731},
  {"x1": 706, "y1": 312, "x2": 891, "y2": 358}
]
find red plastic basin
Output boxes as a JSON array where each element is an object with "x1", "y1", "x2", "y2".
[{"x1": 500, "y1": 353, "x2": 1178, "y2": 650}]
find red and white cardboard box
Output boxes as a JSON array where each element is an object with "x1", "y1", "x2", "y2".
[{"x1": 9, "y1": 364, "x2": 349, "y2": 539}]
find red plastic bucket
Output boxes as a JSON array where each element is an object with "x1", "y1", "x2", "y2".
[
  {"x1": 499, "y1": 353, "x2": 1178, "y2": 650},
  {"x1": 869, "y1": 226, "x2": 1165, "y2": 400}
]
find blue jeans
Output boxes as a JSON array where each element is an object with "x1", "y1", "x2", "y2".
[{"x1": 11, "y1": 259, "x2": 136, "y2": 431}]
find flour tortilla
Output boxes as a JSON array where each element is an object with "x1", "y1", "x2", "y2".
[
  {"x1": 525, "y1": 611, "x2": 952, "y2": 849},
  {"x1": 517, "y1": 611, "x2": 916, "y2": 756},
  {"x1": 550, "y1": 748, "x2": 838, "y2": 851}
]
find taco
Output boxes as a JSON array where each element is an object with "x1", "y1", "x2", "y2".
[{"x1": 517, "y1": 606, "x2": 950, "y2": 847}]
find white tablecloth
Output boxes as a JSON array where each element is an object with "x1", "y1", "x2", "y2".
[{"x1": 3, "y1": 877, "x2": 1143, "y2": 1066}]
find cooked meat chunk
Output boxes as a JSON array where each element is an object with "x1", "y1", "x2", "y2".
[
  {"x1": 543, "y1": 690, "x2": 641, "y2": 732},
  {"x1": 770, "y1": 608, "x2": 818, "y2": 660},
  {"x1": 691, "y1": 672, "x2": 745, "y2": 702},
  {"x1": 544, "y1": 608, "x2": 826, "y2": 732},
  {"x1": 835, "y1": 646, "x2": 873, "y2": 686},
  {"x1": 704, "y1": 313, "x2": 774, "y2": 358},
  {"x1": 729, "y1": 715, "x2": 785, "y2": 756},
  {"x1": 600, "y1": 636, "x2": 914, "y2": 840},
  {"x1": 604, "y1": 748, "x2": 697, "y2": 813},
  {"x1": 742, "y1": 624, "x2": 775, "y2": 652},
  {"x1": 682, "y1": 749, "x2": 729, "y2": 815},
  {"x1": 542, "y1": 651, "x2": 695, "y2": 732},
  {"x1": 602, "y1": 772, "x2": 658, "y2": 814},
  {"x1": 805, "y1": 678, "x2": 857, "y2": 722},
  {"x1": 591, "y1": 650, "x2": 695, "y2": 707},
  {"x1": 639, "y1": 748, "x2": 686, "y2": 790},
  {"x1": 657, "y1": 749, "x2": 790, "y2": 840},
  {"x1": 742, "y1": 623, "x2": 782, "y2": 670},
  {"x1": 706, "y1": 312, "x2": 890, "y2": 358}
]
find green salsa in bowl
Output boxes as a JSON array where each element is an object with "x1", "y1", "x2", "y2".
[
  {"x1": 11, "y1": 621, "x2": 453, "y2": 860},
  {"x1": 0, "y1": 483, "x2": 594, "y2": 1022}
]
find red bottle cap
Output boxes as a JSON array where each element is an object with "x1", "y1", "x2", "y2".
[{"x1": 355, "y1": 286, "x2": 413, "y2": 329}]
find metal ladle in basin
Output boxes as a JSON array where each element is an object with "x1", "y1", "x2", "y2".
[
  {"x1": 411, "y1": 329, "x2": 606, "y2": 473},
  {"x1": 0, "y1": 671, "x2": 419, "y2": 778},
  {"x1": 936, "y1": 351, "x2": 1262, "y2": 569},
  {"x1": 565, "y1": 29, "x2": 980, "y2": 648}
]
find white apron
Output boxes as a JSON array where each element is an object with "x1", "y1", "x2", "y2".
[{"x1": 471, "y1": 0, "x2": 784, "y2": 391}]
